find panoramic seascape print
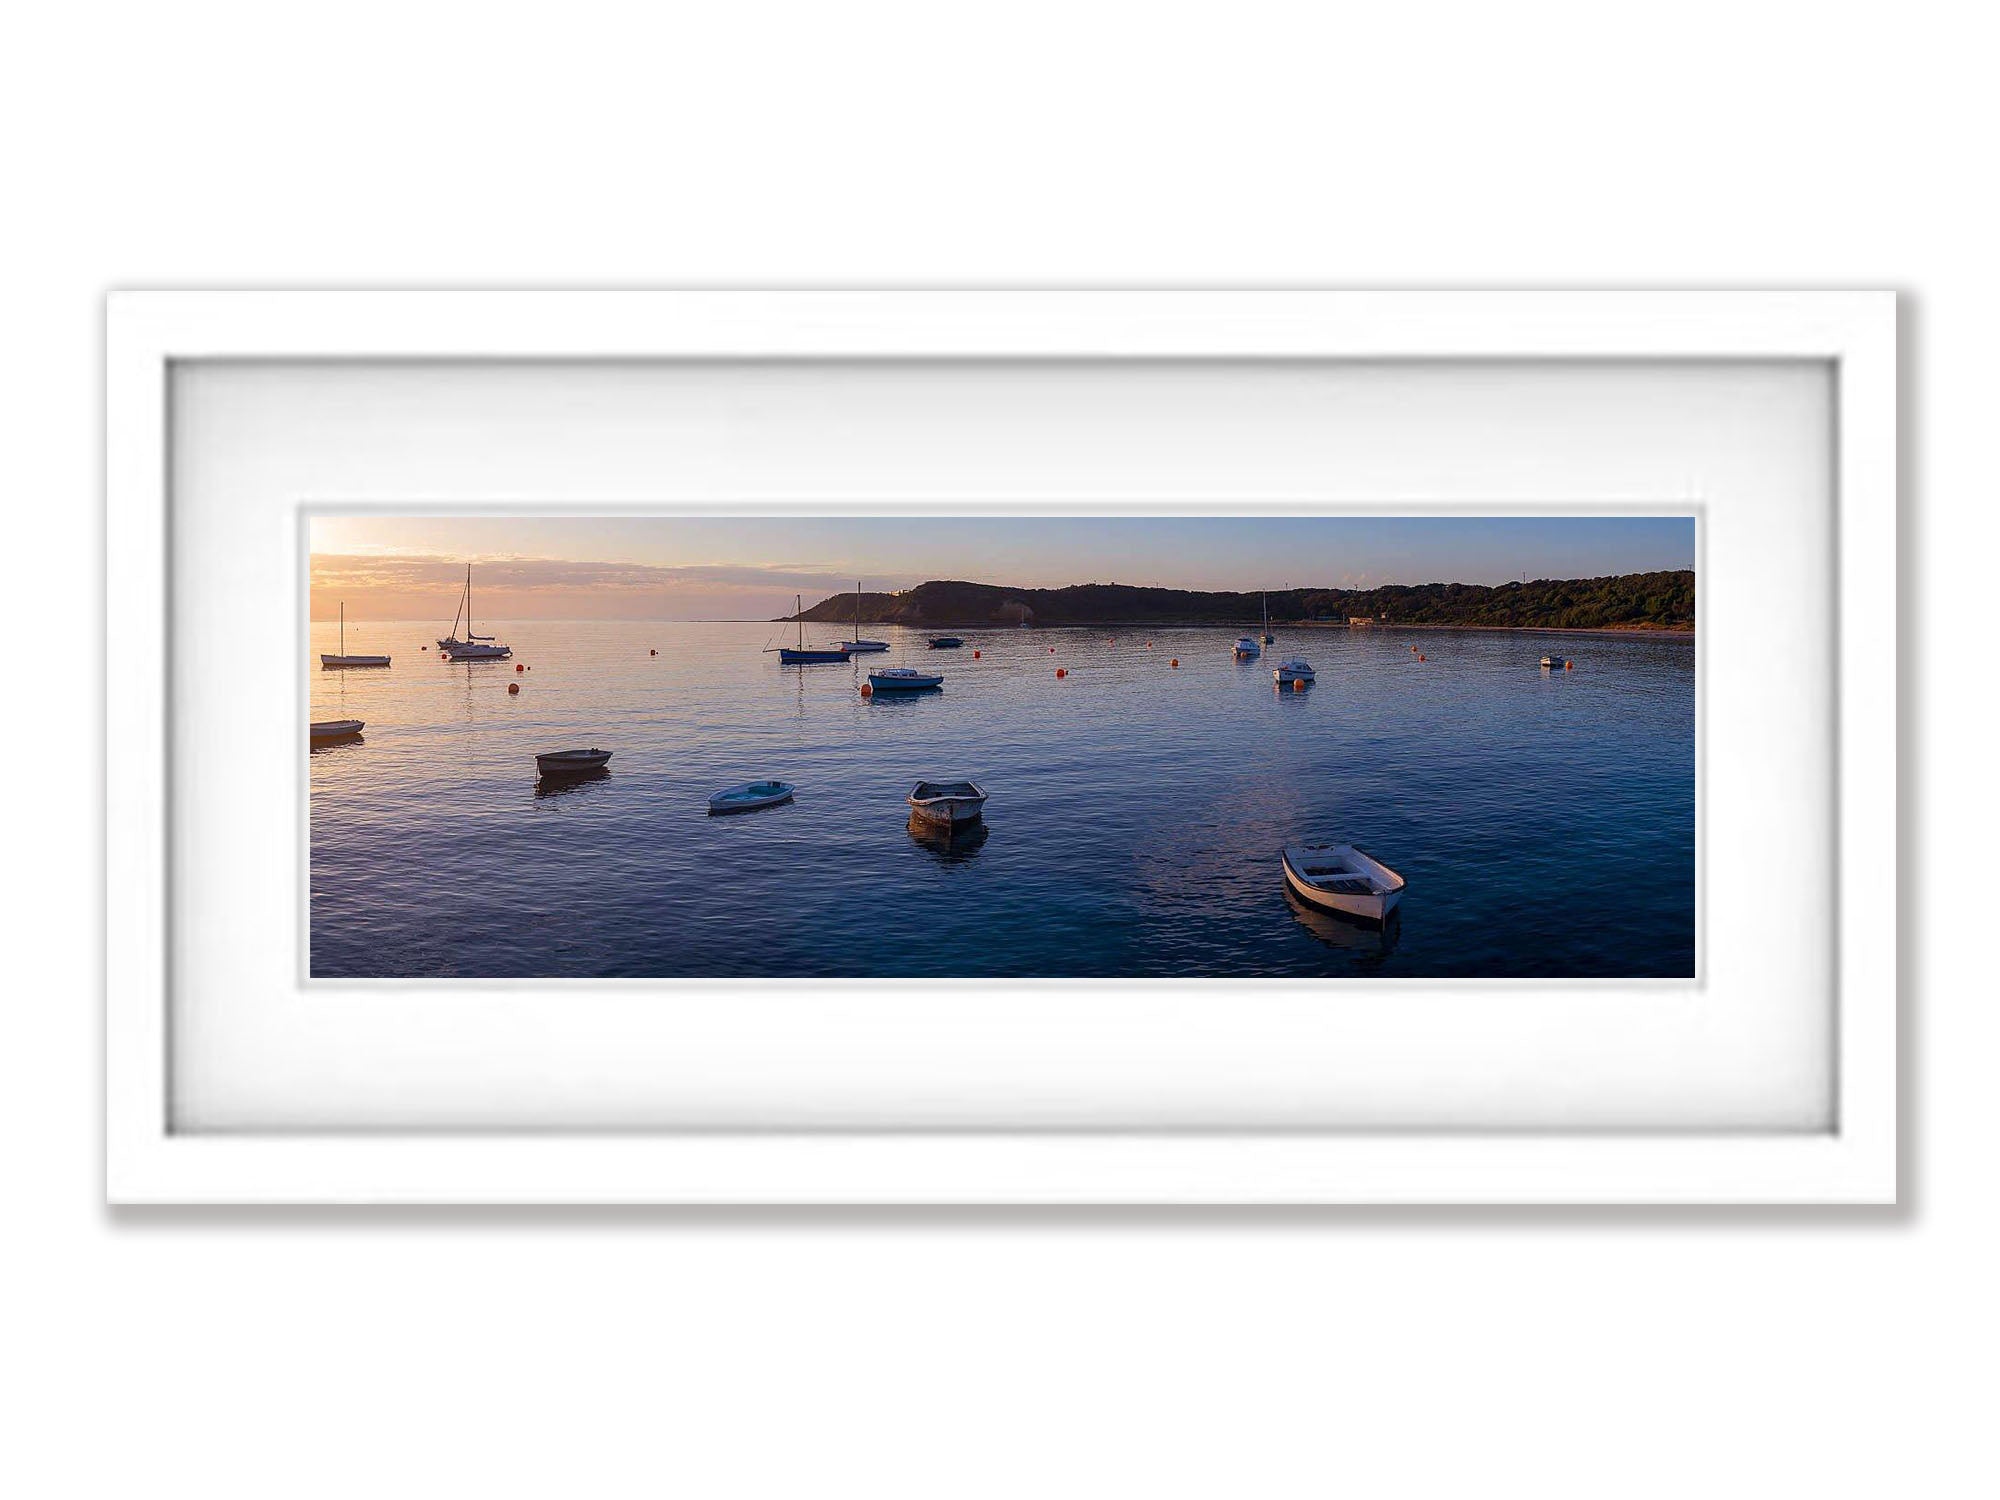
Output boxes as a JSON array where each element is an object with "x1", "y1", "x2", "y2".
[{"x1": 308, "y1": 515, "x2": 1696, "y2": 979}]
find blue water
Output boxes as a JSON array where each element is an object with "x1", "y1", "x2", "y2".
[{"x1": 310, "y1": 620, "x2": 1695, "y2": 978}]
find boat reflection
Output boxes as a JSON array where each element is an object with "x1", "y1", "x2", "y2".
[
  {"x1": 1284, "y1": 889, "x2": 1401, "y2": 956},
  {"x1": 906, "y1": 810, "x2": 989, "y2": 859},
  {"x1": 308, "y1": 732, "x2": 364, "y2": 754},
  {"x1": 534, "y1": 766, "x2": 611, "y2": 799}
]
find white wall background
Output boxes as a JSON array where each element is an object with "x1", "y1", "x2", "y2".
[{"x1": 2, "y1": 3, "x2": 1984, "y2": 1497}]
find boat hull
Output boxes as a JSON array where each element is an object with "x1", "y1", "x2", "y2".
[
  {"x1": 909, "y1": 780, "x2": 988, "y2": 826},
  {"x1": 309, "y1": 719, "x2": 364, "y2": 741},
  {"x1": 869, "y1": 672, "x2": 943, "y2": 692},
  {"x1": 839, "y1": 640, "x2": 890, "y2": 653},
  {"x1": 1281, "y1": 844, "x2": 1404, "y2": 925},
  {"x1": 536, "y1": 750, "x2": 613, "y2": 775},
  {"x1": 444, "y1": 644, "x2": 512, "y2": 661},
  {"x1": 321, "y1": 654, "x2": 391, "y2": 668},
  {"x1": 708, "y1": 781, "x2": 795, "y2": 814},
  {"x1": 926, "y1": 637, "x2": 964, "y2": 649},
  {"x1": 778, "y1": 648, "x2": 850, "y2": 664}
]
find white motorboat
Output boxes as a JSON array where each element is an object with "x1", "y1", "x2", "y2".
[
  {"x1": 908, "y1": 779, "x2": 987, "y2": 828},
  {"x1": 836, "y1": 580, "x2": 889, "y2": 653},
  {"x1": 1541, "y1": 653, "x2": 1571, "y2": 670},
  {"x1": 708, "y1": 780, "x2": 796, "y2": 815},
  {"x1": 1233, "y1": 636, "x2": 1261, "y2": 659},
  {"x1": 309, "y1": 719, "x2": 365, "y2": 742},
  {"x1": 320, "y1": 602, "x2": 391, "y2": 668},
  {"x1": 438, "y1": 565, "x2": 512, "y2": 660},
  {"x1": 536, "y1": 748, "x2": 612, "y2": 776},
  {"x1": 1272, "y1": 658, "x2": 1316, "y2": 685},
  {"x1": 1280, "y1": 842, "x2": 1406, "y2": 924},
  {"x1": 868, "y1": 667, "x2": 944, "y2": 693}
]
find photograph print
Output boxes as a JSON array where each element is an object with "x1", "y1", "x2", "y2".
[{"x1": 308, "y1": 514, "x2": 1695, "y2": 979}]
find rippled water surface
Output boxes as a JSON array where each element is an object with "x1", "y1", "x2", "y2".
[{"x1": 310, "y1": 620, "x2": 1695, "y2": 978}]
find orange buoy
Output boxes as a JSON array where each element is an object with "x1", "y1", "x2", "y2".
[
  {"x1": 1419, "y1": 654, "x2": 1426, "y2": 662},
  {"x1": 507, "y1": 682, "x2": 520, "y2": 695},
  {"x1": 649, "y1": 648, "x2": 657, "y2": 656},
  {"x1": 860, "y1": 682, "x2": 873, "y2": 697},
  {"x1": 515, "y1": 663, "x2": 524, "y2": 672},
  {"x1": 1170, "y1": 658, "x2": 1179, "y2": 668},
  {"x1": 1565, "y1": 660, "x2": 1573, "y2": 670},
  {"x1": 972, "y1": 650, "x2": 980, "y2": 658},
  {"x1": 1056, "y1": 667, "x2": 1066, "y2": 678},
  {"x1": 1049, "y1": 646, "x2": 1056, "y2": 653},
  {"x1": 1292, "y1": 678, "x2": 1305, "y2": 692}
]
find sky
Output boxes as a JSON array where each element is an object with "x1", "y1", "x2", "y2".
[{"x1": 308, "y1": 515, "x2": 1695, "y2": 621}]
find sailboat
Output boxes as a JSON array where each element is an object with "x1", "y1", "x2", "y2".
[
  {"x1": 320, "y1": 602, "x2": 391, "y2": 668},
  {"x1": 437, "y1": 565, "x2": 512, "y2": 660},
  {"x1": 1261, "y1": 592, "x2": 1274, "y2": 644},
  {"x1": 836, "y1": 581, "x2": 889, "y2": 653},
  {"x1": 771, "y1": 594, "x2": 851, "y2": 664}
]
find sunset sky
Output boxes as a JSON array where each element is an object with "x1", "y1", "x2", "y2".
[{"x1": 308, "y1": 515, "x2": 1696, "y2": 621}]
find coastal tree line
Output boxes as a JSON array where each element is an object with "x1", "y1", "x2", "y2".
[{"x1": 790, "y1": 571, "x2": 1695, "y2": 632}]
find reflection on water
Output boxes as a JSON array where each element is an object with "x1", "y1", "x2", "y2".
[
  {"x1": 1285, "y1": 889, "x2": 1401, "y2": 958},
  {"x1": 310, "y1": 618, "x2": 1694, "y2": 978},
  {"x1": 309, "y1": 733, "x2": 364, "y2": 754},
  {"x1": 534, "y1": 767, "x2": 611, "y2": 799},
  {"x1": 906, "y1": 811, "x2": 989, "y2": 860}
]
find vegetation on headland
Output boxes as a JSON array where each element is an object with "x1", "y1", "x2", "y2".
[{"x1": 787, "y1": 571, "x2": 1695, "y2": 632}]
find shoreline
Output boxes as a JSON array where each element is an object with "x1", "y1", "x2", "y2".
[
  {"x1": 1287, "y1": 621, "x2": 1694, "y2": 639},
  {"x1": 790, "y1": 618, "x2": 1694, "y2": 638}
]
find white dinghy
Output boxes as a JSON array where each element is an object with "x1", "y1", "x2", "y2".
[
  {"x1": 708, "y1": 780, "x2": 795, "y2": 815},
  {"x1": 309, "y1": 719, "x2": 365, "y2": 742},
  {"x1": 908, "y1": 779, "x2": 988, "y2": 829},
  {"x1": 1280, "y1": 842, "x2": 1406, "y2": 924}
]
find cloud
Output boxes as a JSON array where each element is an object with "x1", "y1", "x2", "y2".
[{"x1": 310, "y1": 552, "x2": 916, "y2": 595}]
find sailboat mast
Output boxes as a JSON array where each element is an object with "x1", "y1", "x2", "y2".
[
  {"x1": 339, "y1": 600, "x2": 345, "y2": 656},
  {"x1": 798, "y1": 595, "x2": 805, "y2": 650}
]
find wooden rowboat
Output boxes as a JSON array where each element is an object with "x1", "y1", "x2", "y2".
[
  {"x1": 908, "y1": 779, "x2": 987, "y2": 828},
  {"x1": 536, "y1": 748, "x2": 612, "y2": 775},
  {"x1": 1281, "y1": 842, "x2": 1406, "y2": 924},
  {"x1": 309, "y1": 719, "x2": 364, "y2": 742}
]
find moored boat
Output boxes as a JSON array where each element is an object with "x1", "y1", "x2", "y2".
[
  {"x1": 908, "y1": 779, "x2": 987, "y2": 828},
  {"x1": 836, "y1": 580, "x2": 889, "y2": 652},
  {"x1": 1280, "y1": 842, "x2": 1405, "y2": 924},
  {"x1": 309, "y1": 719, "x2": 365, "y2": 742},
  {"x1": 708, "y1": 780, "x2": 796, "y2": 814},
  {"x1": 1261, "y1": 592, "x2": 1274, "y2": 644},
  {"x1": 868, "y1": 667, "x2": 944, "y2": 692},
  {"x1": 535, "y1": 748, "x2": 613, "y2": 776},
  {"x1": 320, "y1": 602, "x2": 391, "y2": 668},
  {"x1": 1272, "y1": 658, "x2": 1316, "y2": 685},
  {"x1": 773, "y1": 594, "x2": 852, "y2": 663},
  {"x1": 1233, "y1": 636, "x2": 1261, "y2": 659},
  {"x1": 438, "y1": 565, "x2": 511, "y2": 659},
  {"x1": 927, "y1": 635, "x2": 965, "y2": 649}
]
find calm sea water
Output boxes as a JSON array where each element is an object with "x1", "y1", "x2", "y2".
[{"x1": 309, "y1": 619, "x2": 1695, "y2": 978}]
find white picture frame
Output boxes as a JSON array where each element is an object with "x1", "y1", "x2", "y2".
[{"x1": 107, "y1": 290, "x2": 1896, "y2": 1204}]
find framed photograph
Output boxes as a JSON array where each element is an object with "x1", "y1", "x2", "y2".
[{"x1": 106, "y1": 290, "x2": 1896, "y2": 1203}]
